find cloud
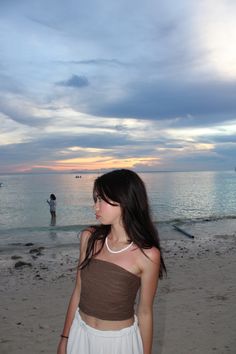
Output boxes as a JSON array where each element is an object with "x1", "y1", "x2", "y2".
[
  {"x1": 0, "y1": 96, "x2": 52, "y2": 127},
  {"x1": 56, "y1": 75, "x2": 89, "y2": 88},
  {"x1": 87, "y1": 79, "x2": 236, "y2": 124},
  {"x1": 0, "y1": 129, "x2": 133, "y2": 164},
  {"x1": 62, "y1": 59, "x2": 125, "y2": 67},
  {"x1": 1, "y1": 0, "x2": 236, "y2": 172},
  {"x1": 203, "y1": 134, "x2": 236, "y2": 144}
]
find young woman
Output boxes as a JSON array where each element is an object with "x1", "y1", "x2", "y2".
[
  {"x1": 57, "y1": 169, "x2": 166, "y2": 354},
  {"x1": 47, "y1": 193, "x2": 56, "y2": 225}
]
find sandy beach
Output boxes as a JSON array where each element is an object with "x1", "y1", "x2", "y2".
[{"x1": 0, "y1": 221, "x2": 236, "y2": 354}]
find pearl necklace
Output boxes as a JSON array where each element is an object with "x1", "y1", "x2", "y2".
[{"x1": 105, "y1": 237, "x2": 133, "y2": 254}]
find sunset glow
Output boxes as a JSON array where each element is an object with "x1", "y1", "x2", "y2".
[
  {"x1": 1, "y1": 0, "x2": 236, "y2": 174},
  {"x1": 53, "y1": 156, "x2": 160, "y2": 171}
]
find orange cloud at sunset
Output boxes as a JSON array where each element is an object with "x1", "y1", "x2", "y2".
[{"x1": 52, "y1": 156, "x2": 160, "y2": 171}]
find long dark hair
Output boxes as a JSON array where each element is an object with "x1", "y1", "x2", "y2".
[{"x1": 79, "y1": 169, "x2": 166, "y2": 278}]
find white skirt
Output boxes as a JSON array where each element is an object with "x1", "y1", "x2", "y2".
[{"x1": 67, "y1": 310, "x2": 144, "y2": 354}]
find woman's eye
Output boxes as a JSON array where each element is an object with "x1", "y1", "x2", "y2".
[{"x1": 94, "y1": 195, "x2": 102, "y2": 203}]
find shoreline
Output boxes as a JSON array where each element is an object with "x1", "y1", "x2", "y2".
[
  {"x1": 0, "y1": 226, "x2": 236, "y2": 353},
  {"x1": 1, "y1": 216, "x2": 236, "y2": 248}
]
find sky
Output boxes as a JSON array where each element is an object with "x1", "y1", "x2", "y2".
[{"x1": 1, "y1": 0, "x2": 236, "y2": 174}]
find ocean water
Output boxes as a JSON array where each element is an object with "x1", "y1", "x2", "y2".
[{"x1": 0, "y1": 171, "x2": 236, "y2": 246}]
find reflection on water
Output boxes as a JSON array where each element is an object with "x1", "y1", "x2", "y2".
[
  {"x1": 50, "y1": 216, "x2": 56, "y2": 227},
  {"x1": 141, "y1": 171, "x2": 236, "y2": 222},
  {"x1": 0, "y1": 171, "x2": 236, "y2": 231},
  {"x1": 49, "y1": 231, "x2": 57, "y2": 240}
]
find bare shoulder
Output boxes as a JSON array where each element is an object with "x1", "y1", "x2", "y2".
[
  {"x1": 138, "y1": 246, "x2": 161, "y2": 273},
  {"x1": 79, "y1": 228, "x2": 93, "y2": 252},
  {"x1": 80, "y1": 227, "x2": 94, "y2": 242},
  {"x1": 143, "y1": 247, "x2": 160, "y2": 263}
]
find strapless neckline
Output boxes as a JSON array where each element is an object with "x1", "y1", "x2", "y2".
[{"x1": 92, "y1": 258, "x2": 140, "y2": 280}]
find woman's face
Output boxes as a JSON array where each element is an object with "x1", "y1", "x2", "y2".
[{"x1": 94, "y1": 195, "x2": 122, "y2": 226}]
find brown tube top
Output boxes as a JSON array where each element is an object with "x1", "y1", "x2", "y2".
[{"x1": 79, "y1": 259, "x2": 141, "y2": 321}]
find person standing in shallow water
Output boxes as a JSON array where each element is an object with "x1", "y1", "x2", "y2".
[
  {"x1": 57, "y1": 169, "x2": 166, "y2": 354},
  {"x1": 47, "y1": 193, "x2": 56, "y2": 225}
]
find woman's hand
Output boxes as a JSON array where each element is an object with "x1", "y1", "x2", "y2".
[{"x1": 57, "y1": 338, "x2": 67, "y2": 354}]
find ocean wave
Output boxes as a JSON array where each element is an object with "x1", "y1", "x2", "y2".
[
  {"x1": 154, "y1": 214, "x2": 236, "y2": 225},
  {"x1": 0, "y1": 224, "x2": 87, "y2": 235},
  {"x1": 1, "y1": 214, "x2": 236, "y2": 235}
]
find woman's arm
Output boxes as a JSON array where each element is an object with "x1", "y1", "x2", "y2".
[
  {"x1": 57, "y1": 230, "x2": 91, "y2": 354},
  {"x1": 57, "y1": 270, "x2": 81, "y2": 354},
  {"x1": 137, "y1": 247, "x2": 160, "y2": 354}
]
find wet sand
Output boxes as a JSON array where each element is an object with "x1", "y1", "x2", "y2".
[{"x1": 0, "y1": 223, "x2": 236, "y2": 354}]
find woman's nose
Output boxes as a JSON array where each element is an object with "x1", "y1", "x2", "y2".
[{"x1": 94, "y1": 202, "x2": 99, "y2": 210}]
